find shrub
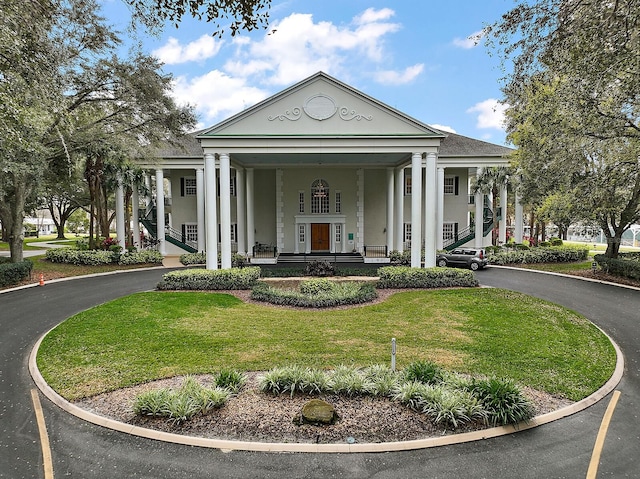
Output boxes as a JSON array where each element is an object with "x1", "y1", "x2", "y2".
[
  {"x1": 402, "y1": 360, "x2": 444, "y2": 385},
  {"x1": 465, "y1": 377, "x2": 534, "y2": 426},
  {"x1": 157, "y1": 267, "x2": 261, "y2": 290},
  {"x1": 550, "y1": 237, "x2": 563, "y2": 246},
  {"x1": 305, "y1": 260, "x2": 335, "y2": 277},
  {"x1": 250, "y1": 281, "x2": 377, "y2": 308},
  {"x1": 594, "y1": 253, "x2": 640, "y2": 280},
  {"x1": 45, "y1": 248, "x2": 116, "y2": 265},
  {"x1": 299, "y1": 278, "x2": 334, "y2": 296},
  {"x1": 488, "y1": 246, "x2": 588, "y2": 265},
  {"x1": 0, "y1": 260, "x2": 33, "y2": 287},
  {"x1": 118, "y1": 250, "x2": 164, "y2": 265},
  {"x1": 179, "y1": 252, "x2": 206, "y2": 265},
  {"x1": 389, "y1": 250, "x2": 411, "y2": 266},
  {"x1": 376, "y1": 266, "x2": 479, "y2": 289}
]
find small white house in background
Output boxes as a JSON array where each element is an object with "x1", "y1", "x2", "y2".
[
  {"x1": 123, "y1": 72, "x2": 519, "y2": 268},
  {"x1": 23, "y1": 211, "x2": 56, "y2": 237}
]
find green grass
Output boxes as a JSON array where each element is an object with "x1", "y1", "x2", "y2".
[{"x1": 37, "y1": 288, "x2": 616, "y2": 402}]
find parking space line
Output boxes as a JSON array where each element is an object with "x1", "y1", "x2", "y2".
[
  {"x1": 31, "y1": 389, "x2": 55, "y2": 479},
  {"x1": 586, "y1": 390, "x2": 621, "y2": 479}
]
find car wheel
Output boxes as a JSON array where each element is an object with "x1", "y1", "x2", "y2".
[
  {"x1": 437, "y1": 258, "x2": 448, "y2": 267},
  {"x1": 469, "y1": 261, "x2": 479, "y2": 271}
]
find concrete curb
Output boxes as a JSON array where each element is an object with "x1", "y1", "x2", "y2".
[{"x1": 29, "y1": 324, "x2": 624, "y2": 454}]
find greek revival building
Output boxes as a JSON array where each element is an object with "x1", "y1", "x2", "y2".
[{"x1": 121, "y1": 72, "x2": 516, "y2": 269}]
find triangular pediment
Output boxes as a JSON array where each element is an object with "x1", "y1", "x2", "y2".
[{"x1": 198, "y1": 72, "x2": 444, "y2": 138}]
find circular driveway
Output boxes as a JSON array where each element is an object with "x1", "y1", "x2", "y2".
[{"x1": 1, "y1": 267, "x2": 638, "y2": 478}]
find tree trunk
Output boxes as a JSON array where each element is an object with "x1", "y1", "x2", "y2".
[{"x1": 2, "y1": 173, "x2": 30, "y2": 263}]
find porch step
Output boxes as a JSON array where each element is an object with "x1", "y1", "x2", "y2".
[{"x1": 277, "y1": 253, "x2": 364, "y2": 264}]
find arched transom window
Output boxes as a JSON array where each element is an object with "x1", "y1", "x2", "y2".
[{"x1": 311, "y1": 179, "x2": 329, "y2": 214}]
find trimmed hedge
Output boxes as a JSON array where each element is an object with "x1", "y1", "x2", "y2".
[
  {"x1": 376, "y1": 266, "x2": 479, "y2": 289},
  {"x1": 250, "y1": 280, "x2": 377, "y2": 308},
  {"x1": 488, "y1": 246, "x2": 588, "y2": 265},
  {"x1": 594, "y1": 253, "x2": 640, "y2": 280},
  {"x1": 179, "y1": 252, "x2": 205, "y2": 265},
  {"x1": 157, "y1": 267, "x2": 261, "y2": 290},
  {"x1": 46, "y1": 247, "x2": 164, "y2": 266},
  {"x1": 0, "y1": 260, "x2": 33, "y2": 287},
  {"x1": 46, "y1": 248, "x2": 115, "y2": 265}
]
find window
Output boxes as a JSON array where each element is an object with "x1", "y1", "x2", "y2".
[
  {"x1": 183, "y1": 223, "x2": 198, "y2": 242},
  {"x1": 299, "y1": 191, "x2": 305, "y2": 214},
  {"x1": 404, "y1": 174, "x2": 412, "y2": 195},
  {"x1": 311, "y1": 179, "x2": 329, "y2": 214},
  {"x1": 335, "y1": 224, "x2": 342, "y2": 243},
  {"x1": 444, "y1": 176, "x2": 459, "y2": 195},
  {"x1": 335, "y1": 191, "x2": 341, "y2": 213},
  {"x1": 181, "y1": 177, "x2": 197, "y2": 196},
  {"x1": 230, "y1": 175, "x2": 237, "y2": 197},
  {"x1": 217, "y1": 224, "x2": 238, "y2": 243},
  {"x1": 443, "y1": 222, "x2": 458, "y2": 241},
  {"x1": 299, "y1": 224, "x2": 306, "y2": 243},
  {"x1": 404, "y1": 223, "x2": 412, "y2": 242}
]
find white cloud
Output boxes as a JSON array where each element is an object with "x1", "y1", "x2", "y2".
[
  {"x1": 374, "y1": 64, "x2": 424, "y2": 85},
  {"x1": 452, "y1": 29, "x2": 485, "y2": 49},
  {"x1": 229, "y1": 9, "x2": 402, "y2": 86},
  {"x1": 467, "y1": 99, "x2": 507, "y2": 130},
  {"x1": 152, "y1": 35, "x2": 222, "y2": 65},
  {"x1": 172, "y1": 71, "x2": 269, "y2": 122},
  {"x1": 430, "y1": 124, "x2": 457, "y2": 133}
]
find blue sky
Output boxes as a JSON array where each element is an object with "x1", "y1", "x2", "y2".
[{"x1": 100, "y1": 0, "x2": 514, "y2": 145}]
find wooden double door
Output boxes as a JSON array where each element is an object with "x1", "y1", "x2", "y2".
[{"x1": 311, "y1": 223, "x2": 330, "y2": 252}]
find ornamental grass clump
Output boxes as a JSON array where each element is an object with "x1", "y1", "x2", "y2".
[
  {"x1": 214, "y1": 369, "x2": 247, "y2": 393},
  {"x1": 465, "y1": 377, "x2": 534, "y2": 426},
  {"x1": 259, "y1": 365, "x2": 329, "y2": 397},
  {"x1": 132, "y1": 376, "x2": 231, "y2": 424},
  {"x1": 363, "y1": 364, "x2": 401, "y2": 397},
  {"x1": 327, "y1": 365, "x2": 369, "y2": 397},
  {"x1": 402, "y1": 360, "x2": 445, "y2": 385}
]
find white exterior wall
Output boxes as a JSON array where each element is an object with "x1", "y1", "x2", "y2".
[
  {"x1": 253, "y1": 169, "x2": 276, "y2": 248},
  {"x1": 363, "y1": 169, "x2": 387, "y2": 247}
]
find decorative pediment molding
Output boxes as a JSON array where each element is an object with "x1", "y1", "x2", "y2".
[{"x1": 268, "y1": 94, "x2": 373, "y2": 122}]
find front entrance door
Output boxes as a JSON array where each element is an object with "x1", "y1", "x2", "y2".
[{"x1": 311, "y1": 223, "x2": 330, "y2": 251}]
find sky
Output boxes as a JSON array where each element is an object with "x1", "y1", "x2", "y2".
[{"x1": 99, "y1": 0, "x2": 515, "y2": 146}]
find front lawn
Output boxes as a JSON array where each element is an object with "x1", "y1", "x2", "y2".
[{"x1": 37, "y1": 288, "x2": 616, "y2": 402}]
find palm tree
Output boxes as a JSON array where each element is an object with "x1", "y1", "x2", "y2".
[{"x1": 471, "y1": 166, "x2": 512, "y2": 245}]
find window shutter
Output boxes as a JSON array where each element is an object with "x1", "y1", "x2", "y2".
[
  {"x1": 180, "y1": 178, "x2": 185, "y2": 197},
  {"x1": 454, "y1": 176, "x2": 459, "y2": 196},
  {"x1": 454, "y1": 223, "x2": 459, "y2": 239},
  {"x1": 181, "y1": 224, "x2": 186, "y2": 243}
]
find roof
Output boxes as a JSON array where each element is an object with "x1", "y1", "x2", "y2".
[{"x1": 439, "y1": 132, "x2": 513, "y2": 157}]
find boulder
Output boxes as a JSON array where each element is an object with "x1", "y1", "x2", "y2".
[{"x1": 296, "y1": 399, "x2": 337, "y2": 425}]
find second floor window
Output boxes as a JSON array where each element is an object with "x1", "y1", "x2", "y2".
[{"x1": 311, "y1": 179, "x2": 329, "y2": 214}]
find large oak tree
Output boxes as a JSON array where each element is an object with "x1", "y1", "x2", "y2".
[{"x1": 488, "y1": 0, "x2": 640, "y2": 257}]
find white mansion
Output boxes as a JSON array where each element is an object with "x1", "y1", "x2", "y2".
[{"x1": 116, "y1": 72, "x2": 521, "y2": 269}]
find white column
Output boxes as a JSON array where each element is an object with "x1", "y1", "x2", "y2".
[
  {"x1": 424, "y1": 153, "x2": 438, "y2": 267},
  {"x1": 474, "y1": 168, "x2": 483, "y2": 248},
  {"x1": 499, "y1": 184, "x2": 508, "y2": 244},
  {"x1": 305, "y1": 223, "x2": 311, "y2": 254},
  {"x1": 395, "y1": 167, "x2": 404, "y2": 251},
  {"x1": 236, "y1": 168, "x2": 246, "y2": 255},
  {"x1": 386, "y1": 168, "x2": 394, "y2": 254},
  {"x1": 145, "y1": 173, "x2": 152, "y2": 209},
  {"x1": 155, "y1": 169, "x2": 166, "y2": 255},
  {"x1": 219, "y1": 153, "x2": 232, "y2": 269},
  {"x1": 115, "y1": 173, "x2": 126, "y2": 250},
  {"x1": 515, "y1": 192, "x2": 524, "y2": 243},
  {"x1": 132, "y1": 185, "x2": 140, "y2": 249},
  {"x1": 196, "y1": 168, "x2": 205, "y2": 252},
  {"x1": 246, "y1": 168, "x2": 255, "y2": 256},
  {"x1": 436, "y1": 166, "x2": 445, "y2": 251},
  {"x1": 411, "y1": 153, "x2": 423, "y2": 268},
  {"x1": 204, "y1": 154, "x2": 218, "y2": 269},
  {"x1": 330, "y1": 223, "x2": 335, "y2": 253}
]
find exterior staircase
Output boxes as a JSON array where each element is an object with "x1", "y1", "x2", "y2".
[
  {"x1": 443, "y1": 197, "x2": 499, "y2": 251},
  {"x1": 277, "y1": 252, "x2": 364, "y2": 264},
  {"x1": 139, "y1": 205, "x2": 198, "y2": 253}
]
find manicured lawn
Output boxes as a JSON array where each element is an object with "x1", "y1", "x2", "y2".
[{"x1": 37, "y1": 288, "x2": 616, "y2": 402}]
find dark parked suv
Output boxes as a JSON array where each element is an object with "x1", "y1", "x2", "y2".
[{"x1": 436, "y1": 248, "x2": 488, "y2": 271}]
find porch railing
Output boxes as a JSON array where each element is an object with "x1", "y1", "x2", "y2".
[
  {"x1": 253, "y1": 243, "x2": 278, "y2": 258},
  {"x1": 363, "y1": 245, "x2": 388, "y2": 257}
]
